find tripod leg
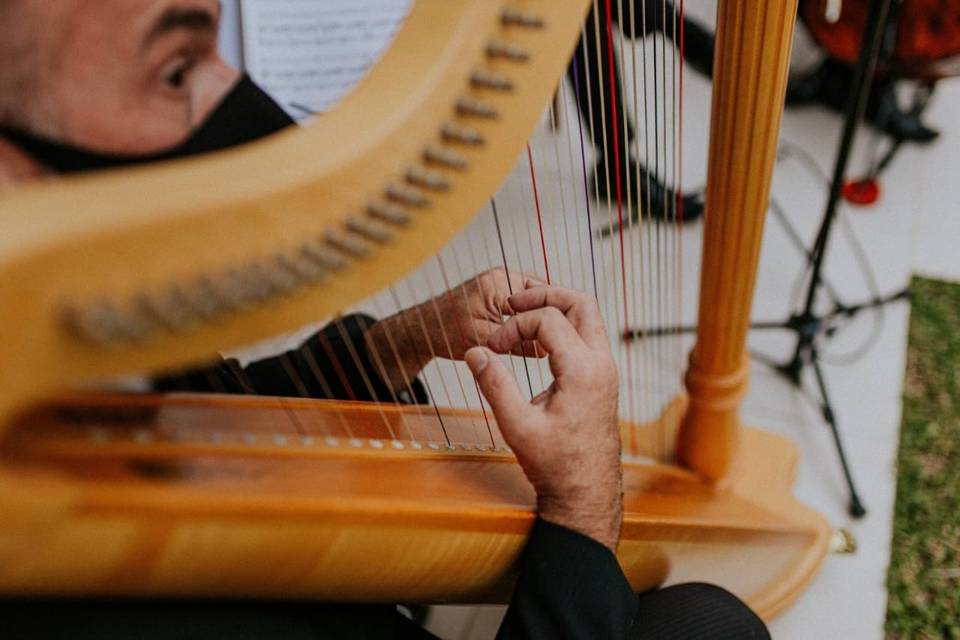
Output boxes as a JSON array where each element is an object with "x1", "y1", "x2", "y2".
[{"x1": 809, "y1": 348, "x2": 867, "y2": 518}]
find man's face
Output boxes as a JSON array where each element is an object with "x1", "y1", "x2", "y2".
[{"x1": 13, "y1": 0, "x2": 238, "y2": 154}]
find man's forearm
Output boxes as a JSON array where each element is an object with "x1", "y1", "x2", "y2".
[{"x1": 363, "y1": 309, "x2": 431, "y2": 394}]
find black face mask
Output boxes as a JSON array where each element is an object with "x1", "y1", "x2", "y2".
[{"x1": 0, "y1": 74, "x2": 295, "y2": 174}]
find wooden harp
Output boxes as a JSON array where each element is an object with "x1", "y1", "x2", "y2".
[{"x1": 0, "y1": 0, "x2": 829, "y2": 620}]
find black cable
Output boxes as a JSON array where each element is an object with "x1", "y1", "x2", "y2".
[
  {"x1": 774, "y1": 140, "x2": 894, "y2": 366},
  {"x1": 821, "y1": 209, "x2": 887, "y2": 365}
]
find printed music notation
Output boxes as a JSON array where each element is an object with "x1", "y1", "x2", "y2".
[{"x1": 240, "y1": 0, "x2": 412, "y2": 119}]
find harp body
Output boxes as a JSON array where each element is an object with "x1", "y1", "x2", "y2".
[{"x1": 0, "y1": 0, "x2": 829, "y2": 621}]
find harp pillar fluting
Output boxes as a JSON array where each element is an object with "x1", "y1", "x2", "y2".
[{"x1": 677, "y1": 0, "x2": 799, "y2": 480}]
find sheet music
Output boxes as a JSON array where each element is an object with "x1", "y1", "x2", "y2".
[{"x1": 240, "y1": 0, "x2": 412, "y2": 119}]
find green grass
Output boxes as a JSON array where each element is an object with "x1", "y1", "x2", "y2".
[{"x1": 885, "y1": 277, "x2": 960, "y2": 640}]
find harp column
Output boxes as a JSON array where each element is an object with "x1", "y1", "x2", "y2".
[{"x1": 676, "y1": 0, "x2": 798, "y2": 480}]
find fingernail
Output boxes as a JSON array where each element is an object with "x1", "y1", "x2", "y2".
[
  {"x1": 465, "y1": 347, "x2": 489, "y2": 375},
  {"x1": 525, "y1": 276, "x2": 545, "y2": 288}
]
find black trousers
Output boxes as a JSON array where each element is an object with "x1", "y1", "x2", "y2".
[
  {"x1": 568, "y1": 0, "x2": 714, "y2": 170},
  {"x1": 2, "y1": 584, "x2": 769, "y2": 639}
]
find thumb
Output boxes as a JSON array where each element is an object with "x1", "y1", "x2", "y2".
[{"x1": 465, "y1": 347, "x2": 528, "y2": 432}]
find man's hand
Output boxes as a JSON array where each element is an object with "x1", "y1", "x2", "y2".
[
  {"x1": 365, "y1": 268, "x2": 541, "y2": 392},
  {"x1": 464, "y1": 282, "x2": 623, "y2": 552}
]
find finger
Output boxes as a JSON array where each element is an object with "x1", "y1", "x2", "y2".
[
  {"x1": 482, "y1": 268, "x2": 521, "y2": 316},
  {"x1": 488, "y1": 269, "x2": 542, "y2": 304},
  {"x1": 507, "y1": 286, "x2": 607, "y2": 349},
  {"x1": 478, "y1": 321, "x2": 544, "y2": 357},
  {"x1": 487, "y1": 308, "x2": 586, "y2": 374},
  {"x1": 508, "y1": 340, "x2": 547, "y2": 359},
  {"x1": 465, "y1": 347, "x2": 529, "y2": 429}
]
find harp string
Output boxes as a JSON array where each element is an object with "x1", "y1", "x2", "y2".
[
  {"x1": 437, "y1": 252, "x2": 503, "y2": 447},
  {"x1": 568, "y1": 59, "x2": 600, "y2": 300},
  {"x1": 587, "y1": 1, "x2": 629, "y2": 436},
  {"x1": 388, "y1": 285, "x2": 451, "y2": 445},
  {"x1": 435, "y1": 253, "x2": 495, "y2": 447},
  {"x1": 674, "y1": 0, "x2": 686, "y2": 450},
  {"x1": 297, "y1": 341, "x2": 353, "y2": 438},
  {"x1": 627, "y1": 0, "x2": 653, "y2": 452},
  {"x1": 663, "y1": 0, "x2": 675, "y2": 420},
  {"x1": 638, "y1": 0, "x2": 659, "y2": 455},
  {"x1": 651, "y1": 0, "x2": 666, "y2": 459},
  {"x1": 459, "y1": 213, "x2": 516, "y2": 392},
  {"x1": 356, "y1": 314, "x2": 416, "y2": 440},
  {"x1": 616, "y1": 0, "x2": 638, "y2": 436},
  {"x1": 513, "y1": 167, "x2": 550, "y2": 392},
  {"x1": 417, "y1": 268, "x2": 484, "y2": 443},
  {"x1": 475, "y1": 204, "x2": 525, "y2": 392},
  {"x1": 664, "y1": 0, "x2": 682, "y2": 460},
  {"x1": 263, "y1": 317, "x2": 384, "y2": 441},
  {"x1": 367, "y1": 295, "x2": 433, "y2": 443},
  {"x1": 525, "y1": 144, "x2": 552, "y2": 285},
  {"x1": 546, "y1": 102, "x2": 579, "y2": 291},
  {"x1": 399, "y1": 279, "x2": 458, "y2": 445},
  {"x1": 580, "y1": 20, "x2": 617, "y2": 334},
  {"x1": 331, "y1": 315, "x2": 397, "y2": 440},
  {"x1": 272, "y1": 353, "x2": 311, "y2": 440},
  {"x1": 560, "y1": 92, "x2": 591, "y2": 295},
  {"x1": 490, "y1": 197, "x2": 536, "y2": 399},
  {"x1": 603, "y1": 0, "x2": 638, "y2": 450}
]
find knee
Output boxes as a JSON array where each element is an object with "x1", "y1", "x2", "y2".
[{"x1": 634, "y1": 583, "x2": 770, "y2": 640}]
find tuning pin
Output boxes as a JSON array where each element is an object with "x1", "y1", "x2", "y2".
[
  {"x1": 301, "y1": 239, "x2": 349, "y2": 272},
  {"x1": 368, "y1": 200, "x2": 413, "y2": 225},
  {"x1": 470, "y1": 70, "x2": 513, "y2": 91},
  {"x1": 501, "y1": 9, "x2": 544, "y2": 28},
  {"x1": 275, "y1": 252, "x2": 327, "y2": 285},
  {"x1": 249, "y1": 260, "x2": 299, "y2": 296},
  {"x1": 456, "y1": 97, "x2": 499, "y2": 119},
  {"x1": 487, "y1": 40, "x2": 530, "y2": 62},
  {"x1": 442, "y1": 122, "x2": 485, "y2": 146},
  {"x1": 136, "y1": 288, "x2": 199, "y2": 334},
  {"x1": 424, "y1": 145, "x2": 469, "y2": 170},
  {"x1": 406, "y1": 166, "x2": 450, "y2": 191},
  {"x1": 62, "y1": 301, "x2": 145, "y2": 346},
  {"x1": 325, "y1": 228, "x2": 374, "y2": 258},
  {"x1": 385, "y1": 183, "x2": 429, "y2": 208},
  {"x1": 345, "y1": 216, "x2": 394, "y2": 244},
  {"x1": 207, "y1": 268, "x2": 255, "y2": 311},
  {"x1": 234, "y1": 262, "x2": 275, "y2": 303},
  {"x1": 179, "y1": 278, "x2": 228, "y2": 321}
]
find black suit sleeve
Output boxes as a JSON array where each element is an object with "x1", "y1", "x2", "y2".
[
  {"x1": 154, "y1": 313, "x2": 428, "y2": 404},
  {"x1": 498, "y1": 519, "x2": 638, "y2": 640}
]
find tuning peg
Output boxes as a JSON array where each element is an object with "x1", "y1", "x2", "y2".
[
  {"x1": 385, "y1": 183, "x2": 429, "y2": 208},
  {"x1": 406, "y1": 166, "x2": 451, "y2": 191},
  {"x1": 368, "y1": 200, "x2": 413, "y2": 225},
  {"x1": 442, "y1": 122, "x2": 485, "y2": 146},
  {"x1": 424, "y1": 145, "x2": 469, "y2": 170},
  {"x1": 301, "y1": 240, "x2": 349, "y2": 271},
  {"x1": 487, "y1": 40, "x2": 530, "y2": 62},
  {"x1": 470, "y1": 70, "x2": 513, "y2": 91},
  {"x1": 346, "y1": 216, "x2": 394, "y2": 244},
  {"x1": 501, "y1": 9, "x2": 544, "y2": 28},
  {"x1": 456, "y1": 97, "x2": 499, "y2": 119},
  {"x1": 326, "y1": 228, "x2": 374, "y2": 258}
]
